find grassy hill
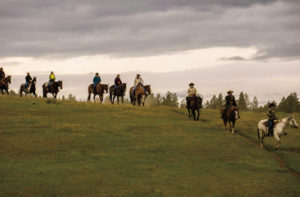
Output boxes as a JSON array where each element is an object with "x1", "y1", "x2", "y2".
[{"x1": 0, "y1": 95, "x2": 299, "y2": 197}]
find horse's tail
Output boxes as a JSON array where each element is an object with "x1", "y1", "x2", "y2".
[{"x1": 19, "y1": 86, "x2": 22, "y2": 97}]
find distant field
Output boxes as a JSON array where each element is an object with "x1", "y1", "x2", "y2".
[{"x1": 0, "y1": 95, "x2": 299, "y2": 197}]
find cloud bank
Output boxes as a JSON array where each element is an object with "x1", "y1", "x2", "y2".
[{"x1": 0, "y1": 0, "x2": 299, "y2": 60}]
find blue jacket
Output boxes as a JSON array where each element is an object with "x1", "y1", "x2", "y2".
[{"x1": 93, "y1": 76, "x2": 101, "y2": 85}]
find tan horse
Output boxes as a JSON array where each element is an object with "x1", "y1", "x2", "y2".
[
  {"x1": 129, "y1": 84, "x2": 151, "y2": 106},
  {"x1": 221, "y1": 105, "x2": 240, "y2": 133},
  {"x1": 87, "y1": 84, "x2": 109, "y2": 103}
]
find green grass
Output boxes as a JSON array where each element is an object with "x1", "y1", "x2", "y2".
[{"x1": 0, "y1": 95, "x2": 299, "y2": 197}]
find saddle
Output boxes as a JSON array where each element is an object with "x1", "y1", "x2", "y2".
[{"x1": 263, "y1": 120, "x2": 279, "y2": 135}]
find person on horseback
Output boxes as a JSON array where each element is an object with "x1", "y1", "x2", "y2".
[
  {"x1": 221, "y1": 90, "x2": 237, "y2": 119},
  {"x1": 267, "y1": 102, "x2": 278, "y2": 136},
  {"x1": 93, "y1": 72, "x2": 101, "y2": 92},
  {"x1": 133, "y1": 74, "x2": 144, "y2": 95},
  {"x1": 0, "y1": 67, "x2": 6, "y2": 81},
  {"x1": 186, "y1": 83, "x2": 198, "y2": 108},
  {"x1": 25, "y1": 72, "x2": 32, "y2": 89},
  {"x1": 113, "y1": 74, "x2": 122, "y2": 92},
  {"x1": 48, "y1": 71, "x2": 56, "y2": 90}
]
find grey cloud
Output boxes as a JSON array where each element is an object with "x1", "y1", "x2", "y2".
[
  {"x1": 0, "y1": 0, "x2": 299, "y2": 59},
  {"x1": 219, "y1": 56, "x2": 247, "y2": 61}
]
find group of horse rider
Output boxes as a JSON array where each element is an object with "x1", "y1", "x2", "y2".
[
  {"x1": 92, "y1": 72, "x2": 144, "y2": 95},
  {"x1": 1, "y1": 66, "x2": 279, "y2": 135}
]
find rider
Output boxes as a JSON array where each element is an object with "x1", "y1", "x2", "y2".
[
  {"x1": 267, "y1": 102, "x2": 278, "y2": 136},
  {"x1": 93, "y1": 72, "x2": 101, "y2": 92},
  {"x1": 113, "y1": 74, "x2": 122, "y2": 92},
  {"x1": 133, "y1": 74, "x2": 144, "y2": 95},
  {"x1": 221, "y1": 90, "x2": 237, "y2": 119},
  {"x1": 25, "y1": 73, "x2": 32, "y2": 89},
  {"x1": 48, "y1": 71, "x2": 56, "y2": 90},
  {"x1": 186, "y1": 83, "x2": 198, "y2": 108},
  {"x1": 0, "y1": 67, "x2": 6, "y2": 81}
]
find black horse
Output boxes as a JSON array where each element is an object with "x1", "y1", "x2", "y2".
[
  {"x1": 20, "y1": 77, "x2": 37, "y2": 97},
  {"x1": 42, "y1": 81, "x2": 63, "y2": 99},
  {"x1": 109, "y1": 83, "x2": 127, "y2": 104},
  {"x1": 0, "y1": 76, "x2": 11, "y2": 95},
  {"x1": 187, "y1": 96, "x2": 203, "y2": 121}
]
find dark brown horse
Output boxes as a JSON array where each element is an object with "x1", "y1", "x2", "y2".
[
  {"x1": 221, "y1": 105, "x2": 240, "y2": 133},
  {"x1": 187, "y1": 96, "x2": 203, "y2": 121},
  {"x1": 129, "y1": 84, "x2": 151, "y2": 106},
  {"x1": 0, "y1": 76, "x2": 11, "y2": 95},
  {"x1": 87, "y1": 84, "x2": 109, "y2": 103},
  {"x1": 109, "y1": 83, "x2": 127, "y2": 104},
  {"x1": 42, "y1": 80, "x2": 63, "y2": 99},
  {"x1": 20, "y1": 77, "x2": 37, "y2": 97}
]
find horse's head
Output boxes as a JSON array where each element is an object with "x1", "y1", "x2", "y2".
[
  {"x1": 103, "y1": 84, "x2": 109, "y2": 93},
  {"x1": 58, "y1": 80, "x2": 63, "y2": 89},
  {"x1": 234, "y1": 107, "x2": 240, "y2": 120},
  {"x1": 6, "y1": 76, "x2": 11, "y2": 84},
  {"x1": 144, "y1": 85, "x2": 151, "y2": 94},
  {"x1": 288, "y1": 116, "x2": 299, "y2": 128}
]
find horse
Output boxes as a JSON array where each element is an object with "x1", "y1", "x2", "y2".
[
  {"x1": 0, "y1": 76, "x2": 11, "y2": 95},
  {"x1": 257, "y1": 117, "x2": 298, "y2": 150},
  {"x1": 109, "y1": 83, "x2": 127, "y2": 104},
  {"x1": 129, "y1": 84, "x2": 151, "y2": 106},
  {"x1": 187, "y1": 96, "x2": 203, "y2": 121},
  {"x1": 20, "y1": 77, "x2": 37, "y2": 97},
  {"x1": 87, "y1": 83, "x2": 109, "y2": 103},
  {"x1": 42, "y1": 80, "x2": 63, "y2": 99},
  {"x1": 221, "y1": 105, "x2": 240, "y2": 133}
]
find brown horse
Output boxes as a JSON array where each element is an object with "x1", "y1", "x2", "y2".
[
  {"x1": 42, "y1": 80, "x2": 63, "y2": 99},
  {"x1": 20, "y1": 77, "x2": 37, "y2": 97},
  {"x1": 109, "y1": 83, "x2": 127, "y2": 104},
  {"x1": 187, "y1": 96, "x2": 203, "y2": 121},
  {"x1": 221, "y1": 105, "x2": 240, "y2": 133},
  {"x1": 0, "y1": 76, "x2": 11, "y2": 95},
  {"x1": 87, "y1": 83, "x2": 109, "y2": 103},
  {"x1": 129, "y1": 84, "x2": 151, "y2": 106}
]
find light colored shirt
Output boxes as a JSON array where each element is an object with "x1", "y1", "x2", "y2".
[
  {"x1": 134, "y1": 78, "x2": 144, "y2": 86},
  {"x1": 188, "y1": 87, "x2": 198, "y2": 97}
]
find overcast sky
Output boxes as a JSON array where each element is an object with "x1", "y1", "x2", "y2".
[{"x1": 1, "y1": 0, "x2": 300, "y2": 101}]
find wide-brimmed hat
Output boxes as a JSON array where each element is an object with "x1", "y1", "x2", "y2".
[
  {"x1": 96, "y1": 72, "x2": 99, "y2": 75},
  {"x1": 227, "y1": 90, "x2": 233, "y2": 93},
  {"x1": 137, "y1": 74, "x2": 140, "y2": 76},
  {"x1": 189, "y1": 83, "x2": 195, "y2": 86},
  {"x1": 269, "y1": 102, "x2": 276, "y2": 108}
]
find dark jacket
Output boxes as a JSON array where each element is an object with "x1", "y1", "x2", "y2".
[
  {"x1": 0, "y1": 70, "x2": 5, "y2": 79},
  {"x1": 267, "y1": 110, "x2": 277, "y2": 120},
  {"x1": 26, "y1": 75, "x2": 32, "y2": 83},
  {"x1": 225, "y1": 95, "x2": 237, "y2": 107},
  {"x1": 93, "y1": 76, "x2": 101, "y2": 85},
  {"x1": 114, "y1": 77, "x2": 122, "y2": 86}
]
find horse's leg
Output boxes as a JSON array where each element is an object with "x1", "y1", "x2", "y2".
[
  {"x1": 197, "y1": 109, "x2": 199, "y2": 120},
  {"x1": 231, "y1": 121, "x2": 235, "y2": 134},
  {"x1": 142, "y1": 95, "x2": 145, "y2": 106},
  {"x1": 223, "y1": 119, "x2": 227, "y2": 131},
  {"x1": 87, "y1": 92, "x2": 91, "y2": 101},
  {"x1": 100, "y1": 95, "x2": 103, "y2": 103},
  {"x1": 20, "y1": 89, "x2": 22, "y2": 97},
  {"x1": 117, "y1": 96, "x2": 120, "y2": 104},
  {"x1": 188, "y1": 108, "x2": 191, "y2": 118},
  {"x1": 258, "y1": 128, "x2": 264, "y2": 149},
  {"x1": 6, "y1": 88, "x2": 9, "y2": 95},
  {"x1": 274, "y1": 134, "x2": 281, "y2": 151},
  {"x1": 192, "y1": 109, "x2": 196, "y2": 121}
]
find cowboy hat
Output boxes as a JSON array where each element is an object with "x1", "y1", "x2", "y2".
[
  {"x1": 189, "y1": 83, "x2": 195, "y2": 86},
  {"x1": 227, "y1": 90, "x2": 233, "y2": 93},
  {"x1": 268, "y1": 102, "x2": 276, "y2": 108}
]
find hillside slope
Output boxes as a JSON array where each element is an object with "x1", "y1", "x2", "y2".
[{"x1": 0, "y1": 96, "x2": 299, "y2": 196}]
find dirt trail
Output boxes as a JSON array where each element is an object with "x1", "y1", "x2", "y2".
[{"x1": 237, "y1": 131, "x2": 300, "y2": 178}]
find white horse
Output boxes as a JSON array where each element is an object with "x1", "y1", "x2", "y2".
[{"x1": 257, "y1": 117, "x2": 298, "y2": 150}]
